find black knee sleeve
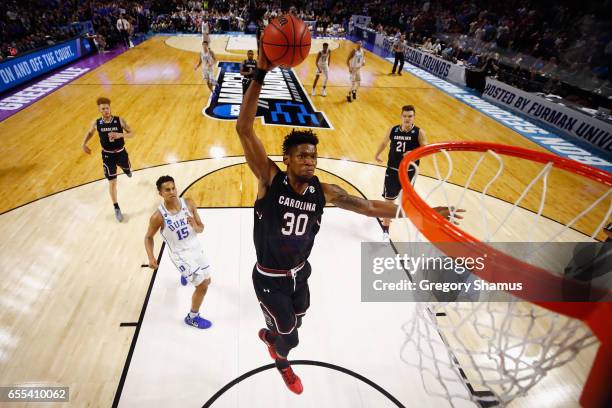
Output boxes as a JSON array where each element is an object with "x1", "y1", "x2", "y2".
[{"x1": 275, "y1": 329, "x2": 299, "y2": 357}]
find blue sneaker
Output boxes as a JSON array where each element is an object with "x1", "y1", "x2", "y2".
[
  {"x1": 184, "y1": 314, "x2": 212, "y2": 329},
  {"x1": 180, "y1": 275, "x2": 188, "y2": 286}
]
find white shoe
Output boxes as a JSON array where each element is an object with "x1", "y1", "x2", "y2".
[
  {"x1": 322, "y1": 88, "x2": 327, "y2": 96},
  {"x1": 311, "y1": 89, "x2": 316, "y2": 96},
  {"x1": 382, "y1": 232, "x2": 389, "y2": 242}
]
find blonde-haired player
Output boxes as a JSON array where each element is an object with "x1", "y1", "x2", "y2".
[
  {"x1": 194, "y1": 40, "x2": 216, "y2": 93},
  {"x1": 346, "y1": 40, "x2": 365, "y2": 102},
  {"x1": 311, "y1": 42, "x2": 331, "y2": 96}
]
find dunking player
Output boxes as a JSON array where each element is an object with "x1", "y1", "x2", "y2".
[
  {"x1": 194, "y1": 41, "x2": 216, "y2": 93},
  {"x1": 375, "y1": 105, "x2": 426, "y2": 241},
  {"x1": 346, "y1": 40, "x2": 365, "y2": 102},
  {"x1": 240, "y1": 50, "x2": 257, "y2": 94},
  {"x1": 81, "y1": 97, "x2": 134, "y2": 222},
  {"x1": 144, "y1": 175, "x2": 212, "y2": 329},
  {"x1": 235, "y1": 48, "x2": 459, "y2": 394},
  {"x1": 311, "y1": 42, "x2": 331, "y2": 96}
]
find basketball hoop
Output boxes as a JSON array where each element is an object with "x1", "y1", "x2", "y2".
[{"x1": 396, "y1": 141, "x2": 612, "y2": 407}]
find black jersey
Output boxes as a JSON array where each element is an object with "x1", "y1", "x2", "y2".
[
  {"x1": 254, "y1": 171, "x2": 326, "y2": 270},
  {"x1": 242, "y1": 58, "x2": 257, "y2": 81},
  {"x1": 96, "y1": 116, "x2": 125, "y2": 151},
  {"x1": 387, "y1": 124, "x2": 420, "y2": 171}
]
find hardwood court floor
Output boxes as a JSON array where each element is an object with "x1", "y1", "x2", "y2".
[{"x1": 0, "y1": 36, "x2": 606, "y2": 407}]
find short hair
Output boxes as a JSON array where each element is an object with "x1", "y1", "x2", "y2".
[
  {"x1": 323, "y1": 42, "x2": 328, "y2": 47},
  {"x1": 282, "y1": 129, "x2": 319, "y2": 155},
  {"x1": 402, "y1": 105, "x2": 415, "y2": 114},
  {"x1": 156, "y1": 175, "x2": 175, "y2": 191},
  {"x1": 97, "y1": 97, "x2": 111, "y2": 106},
  {"x1": 202, "y1": 40, "x2": 208, "y2": 45}
]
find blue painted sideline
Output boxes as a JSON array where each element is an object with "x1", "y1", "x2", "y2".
[{"x1": 347, "y1": 35, "x2": 611, "y2": 171}]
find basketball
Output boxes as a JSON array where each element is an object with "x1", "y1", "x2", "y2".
[{"x1": 261, "y1": 14, "x2": 311, "y2": 68}]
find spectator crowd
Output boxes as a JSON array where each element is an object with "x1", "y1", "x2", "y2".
[
  {"x1": 1, "y1": 1, "x2": 610, "y2": 107},
  {"x1": 354, "y1": 0, "x2": 610, "y2": 107},
  {"x1": 1, "y1": 0, "x2": 153, "y2": 59}
]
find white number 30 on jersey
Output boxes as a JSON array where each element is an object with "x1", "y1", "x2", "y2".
[{"x1": 281, "y1": 212, "x2": 308, "y2": 236}]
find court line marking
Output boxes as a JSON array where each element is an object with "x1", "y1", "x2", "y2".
[{"x1": 201, "y1": 360, "x2": 406, "y2": 408}]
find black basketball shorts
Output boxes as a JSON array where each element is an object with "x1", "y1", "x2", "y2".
[
  {"x1": 383, "y1": 161, "x2": 419, "y2": 200},
  {"x1": 102, "y1": 149, "x2": 131, "y2": 180},
  {"x1": 252, "y1": 262, "x2": 311, "y2": 334}
]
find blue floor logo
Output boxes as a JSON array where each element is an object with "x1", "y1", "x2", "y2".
[{"x1": 204, "y1": 62, "x2": 332, "y2": 129}]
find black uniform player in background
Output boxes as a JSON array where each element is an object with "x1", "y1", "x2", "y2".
[
  {"x1": 82, "y1": 97, "x2": 134, "y2": 222},
  {"x1": 240, "y1": 50, "x2": 257, "y2": 94},
  {"x1": 236, "y1": 45, "x2": 460, "y2": 395},
  {"x1": 375, "y1": 105, "x2": 426, "y2": 241}
]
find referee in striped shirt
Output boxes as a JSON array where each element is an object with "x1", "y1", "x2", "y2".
[{"x1": 391, "y1": 34, "x2": 407, "y2": 76}]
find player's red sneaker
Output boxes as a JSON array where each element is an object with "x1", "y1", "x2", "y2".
[
  {"x1": 278, "y1": 366, "x2": 303, "y2": 394},
  {"x1": 258, "y1": 329, "x2": 278, "y2": 360}
]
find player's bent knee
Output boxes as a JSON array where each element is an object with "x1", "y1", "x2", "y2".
[
  {"x1": 198, "y1": 277, "x2": 211, "y2": 288},
  {"x1": 281, "y1": 329, "x2": 299, "y2": 349}
]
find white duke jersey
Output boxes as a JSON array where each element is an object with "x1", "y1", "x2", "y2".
[
  {"x1": 201, "y1": 50, "x2": 214, "y2": 68},
  {"x1": 319, "y1": 49, "x2": 330, "y2": 66},
  {"x1": 159, "y1": 198, "x2": 201, "y2": 254},
  {"x1": 350, "y1": 49, "x2": 364, "y2": 69}
]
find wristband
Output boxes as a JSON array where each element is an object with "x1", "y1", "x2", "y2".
[{"x1": 254, "y1": 68, "x2": 268, "y2": 84}]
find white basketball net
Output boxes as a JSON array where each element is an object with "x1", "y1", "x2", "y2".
[{"x1": 394, "y1": 148, "x2": 612, "y2": 407}]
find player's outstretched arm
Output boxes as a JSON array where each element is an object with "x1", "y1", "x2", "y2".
[
  {"x1": 235, "y1": 46, "x2": 279, "y2": 185},
  {"x1": 144, "y1": 212, "x2": 163, "y2": 269},
  {"x1": 323, "y1": 183, "x2": 399, "y2": 218},
  {"x1": 322, "y1": 183, "x2": 465, "y2": 222}
]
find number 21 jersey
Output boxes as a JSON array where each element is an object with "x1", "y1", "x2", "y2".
[{"x1": 387, "y1": 125, "x2": 420, "y2": 171}]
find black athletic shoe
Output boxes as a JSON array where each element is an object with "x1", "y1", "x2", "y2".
[{"x1": 347, "y1": 94, "x2": 352, "y2": 102}]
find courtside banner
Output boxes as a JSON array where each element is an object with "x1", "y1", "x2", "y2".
[
  {"x1": 0, "y1": 38, "x2": 91, "y2": 93},
  {"x1": 483, "y1": 78, "x2": 612, "y2": 154},
  {"x1": 404, "y1": 46, "x2": 466, "y2": 86}
]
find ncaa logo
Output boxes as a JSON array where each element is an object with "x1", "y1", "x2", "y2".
[{"x1": 204, "y1": 62, "x2": 333, "y2": 129}]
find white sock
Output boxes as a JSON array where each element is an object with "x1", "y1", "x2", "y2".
[{"x1": 189, "y1": 311, "x2": 199, "y2": 319}]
